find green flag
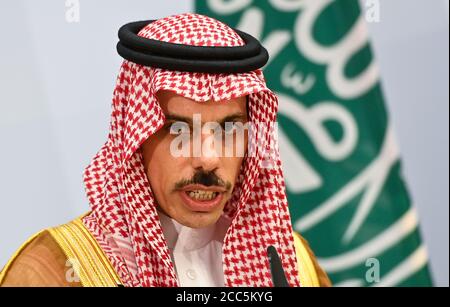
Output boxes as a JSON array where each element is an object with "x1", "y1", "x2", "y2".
[{"x1": 196, "y1": 0, "x2": 433, "y2": 286}]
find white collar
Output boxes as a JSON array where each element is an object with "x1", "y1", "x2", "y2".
[{"x1": 156, "y1": 210, "x2": 231, "y2": 287}]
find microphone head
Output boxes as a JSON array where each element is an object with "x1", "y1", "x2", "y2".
[{"x1": 267, "y1": 245, "x2": 290, "y2": 287}]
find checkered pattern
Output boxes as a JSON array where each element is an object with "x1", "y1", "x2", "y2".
[{"x1": 82, "y1": 13, "x2": 300, "y2": 287}]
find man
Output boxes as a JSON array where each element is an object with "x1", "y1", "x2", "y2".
[{"x1": 0, "y1": 13, "x2": 330, "y2": 287}]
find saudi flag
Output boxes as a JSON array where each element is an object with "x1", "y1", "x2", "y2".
[{"x1": 195, "y1": 0, "x2": 433, "y2": 286}]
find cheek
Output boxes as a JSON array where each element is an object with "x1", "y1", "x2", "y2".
[
  {"x1": 222, "y1": 156, "x2": 245, "y2": 183},
  {"x1": 222, "y1": 131, "x2": 247, "y2": 182},
  {"x1": 142, "y1": 134, "x2": 177, "y2": 194}
]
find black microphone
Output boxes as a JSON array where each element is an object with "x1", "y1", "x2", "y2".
[{"x1": 267, "y1": 245, "x2": 290, "y2": 287}]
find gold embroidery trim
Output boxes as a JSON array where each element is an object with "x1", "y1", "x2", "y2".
[
  {"x1": 293, "y1": 232, "x2": 320, "y2": 287},
  {"x1": 47, "y1": 216, "x2": 121, "y2": 287}
]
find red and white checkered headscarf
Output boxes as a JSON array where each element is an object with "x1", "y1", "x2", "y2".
[{"x1": 82, "y1": 13, "x2": 300, "y2": 287}]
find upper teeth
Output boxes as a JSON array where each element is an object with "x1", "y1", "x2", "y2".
[{"x1": 188, "y1": 190, "x2": 218, "y2": 201}]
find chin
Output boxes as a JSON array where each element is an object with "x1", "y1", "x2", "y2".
[
  {"x1": 180, "y1": 210, "x2": 222, "y2": 229},
  {"x1": 169, "y1": 193, "x2": 228, "y2": 228},
  {"x1": 167, "y1": 201, "x2": 224, "y2": 228}
]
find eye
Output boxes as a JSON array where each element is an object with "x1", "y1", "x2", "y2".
[
  {"x1": 223, "y1": 122, "x2": 247, "y2": 136},
  {"x1": 168, "y1": 121, "x2": 190, "y2": 135},
  {"x1": 223, "y1": 122, "x2": 236, "y2": 135}
]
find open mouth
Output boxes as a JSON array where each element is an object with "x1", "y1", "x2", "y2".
[
  {"x1": 178, "y1": 186, "x2": 225, "y2": 212},
  {"x1": 186, "y1": 190, "x2": 219, "y2": 201}
]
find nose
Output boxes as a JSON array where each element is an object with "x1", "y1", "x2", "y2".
[{"x1": 190, "y1": 130, "x2": 221, "y2": 172}]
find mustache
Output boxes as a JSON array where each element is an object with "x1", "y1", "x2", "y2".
[{"x1": 174, "y1": 170, "x2": 232, "y2": 192}]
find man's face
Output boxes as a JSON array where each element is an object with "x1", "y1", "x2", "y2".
[{"x1": 141, "y1": 90, "x2": 248, "y2": 228}]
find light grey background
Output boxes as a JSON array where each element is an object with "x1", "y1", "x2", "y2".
[{"x1": 0, "y1": 0, "x2": 448, "y2": 286}]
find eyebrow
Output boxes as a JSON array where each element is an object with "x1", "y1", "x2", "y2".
[{"x1": 164, "y1": 112, "x2": 248, "y2": 125}]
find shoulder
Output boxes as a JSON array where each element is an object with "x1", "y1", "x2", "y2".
[
  {"x1": 292, "y1": 232, "x2": 332, "y2": 287},
  {"x1": 0, "y1": 229, "x2": 81, "y2": 287},
  {"x1": 2, "y1": 214, "x2": 121, "y2": 287}
]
